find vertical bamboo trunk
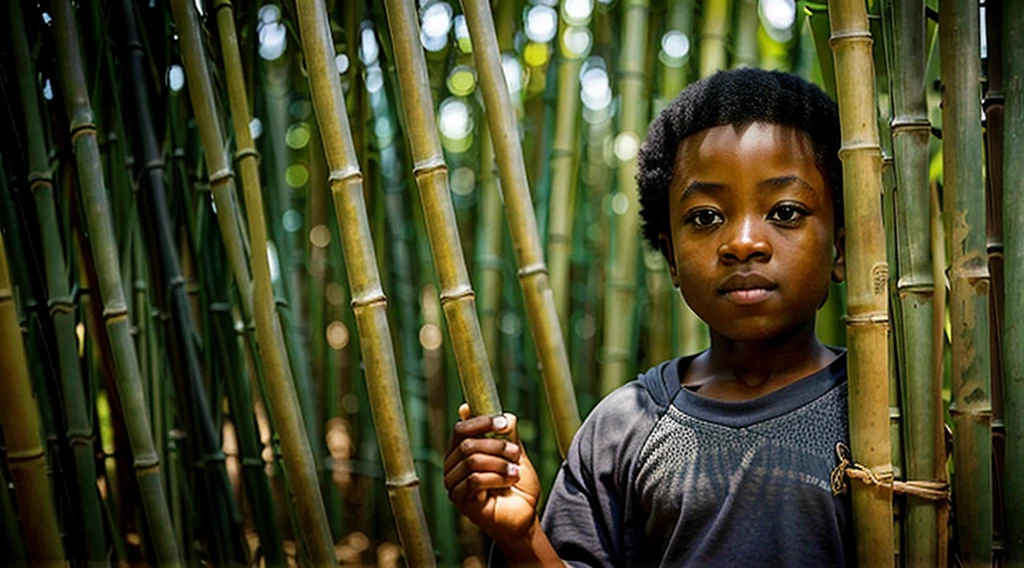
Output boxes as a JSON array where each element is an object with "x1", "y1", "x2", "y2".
[
  {"x1": 382, "y1": 0, "x2": 501, "y2": 418},
  {"x1": 9, "y1": 0, "x2": 105, "y2": 561},
  {"x1": 732, "y1": 0, "x2": 759, "y2": 68},
  {"x1": 295, "y1": 0, "x2": 435, "y2": 564},
  {"x1": 939, "y1": 1, "x2": 994, "y2": 564},
  {"x1": 1000, "y1": 0, "x2": 1024, "y2": 561},
  {"x1": 884, "y1": 0, "x2": 944, "y2": 564},
  {"x1": 462, "y1": 0, "x2": 582, "y2": 455},
  {"x1": 0, "y1": 230, "x2": 65, "y2": 566},
  {"x1": 547, "y1": 7, "x2": 587, "y2": 336},
  {"x1": 476, "y1": 122, "x2": 503, "y2": 370},
  {"x1": 700, "y1": 0, "x2": 732, "y2": 77},
  {"x1": 51, "y1": 1, "x2": 181, "y2": 563},
  {"x1": 828, "y1": 1, "x2": 895, "y2": 564},
  {"x1": 982, "y1": 0, "x2": 1007, "y2": 554},
  {"x1": 600, "y1": 0, "x2": 650, "y2": 395},
  {"x1": 167, "y1": 0, "x2": 337, "y2": 564}
]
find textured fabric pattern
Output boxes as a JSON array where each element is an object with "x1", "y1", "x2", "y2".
[{"x1": 540, "y1": 352, "x2": 853, "y2": 567}]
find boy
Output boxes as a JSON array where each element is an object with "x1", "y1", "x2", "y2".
[{"x1": 444, "y1": 68, "x2": 852, "y2": 566}]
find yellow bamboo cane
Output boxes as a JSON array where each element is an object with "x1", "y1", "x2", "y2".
[
  {"x1": 828, "y1": 1, "x2": 895, "y2": 564},
  {"x1": 382, "y1": 0, "x2": 501, "y2": 416},
  {"x1": 295, "y1": 0, "x2": 435, "y2": 563},
  {"x1": 0, "y1": 231, "x2": 64, "y2": 566},
  {"x1": 461, "y1": 0, "x2": 582, "y2": 455}
]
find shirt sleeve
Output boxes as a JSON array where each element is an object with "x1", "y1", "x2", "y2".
[{"x1": 540, "y1": 381, "x2": 664, "y2": 567}]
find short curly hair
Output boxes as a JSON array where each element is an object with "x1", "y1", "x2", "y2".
[{"x1": 637, "y1": 68, "x2": 843, "y2": 250}]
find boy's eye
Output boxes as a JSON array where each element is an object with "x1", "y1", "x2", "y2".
[
  {"x1": 768, "y1": 204, "x2": 806, "y2": 224},
  {"x1": 687, "y1": 209, "x2": 723, "y2": 228}
]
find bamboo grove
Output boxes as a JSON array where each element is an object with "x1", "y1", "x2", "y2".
[{"x1": 0, "y1": 0, "x2": 1021, "y2": 565}]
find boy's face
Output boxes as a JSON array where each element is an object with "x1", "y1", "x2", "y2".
[{"x1": 659, "y1": 122, "x2": 844, "y2": 343}]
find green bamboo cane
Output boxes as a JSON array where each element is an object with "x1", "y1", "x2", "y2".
[
  {"x1": 50, "y1": 1, "x2": 181, "y2": 563},
  {"x1": 382, "y1": 0, "x2": 500, "y2": 419},
  {"x1": 982, "y1": 0, "x2": 1007, "y2": 552},
  {"x1": 828, "y1": 1, "x2": 895, "y2": 564},
  {"x1": 461, "y1": 0, "x2": 582, "y2": 455},
  {"x1": 0, "y1": 231, "x2": 64, "y2": 566},
  {"x1": 8, "y1": 0, "x2": 106, "y2": 561},
  {"x1": 700, "y1": 0, "x2": 732, "y2": 77},
  {"x1": 938, "y1": 1, "x2": 994, "y2": 563},
  {"x1": 546, "y1": 6, "x2": 588, "y2": 338},
  {"x1": 295, "y1": 0, "x2": 435, "y2": 564},
  {"x1": 600, "y1": 0, "x2": 651, "y2": 395},
  {"x1": 0, "y1": 463, "x2": 29, "y2": 565},
  {"x1": 476, "y1": 121, "x2": 503, "y2": 371},
  {"x1": 732, "y1": 0, "x2": 759, "y2": 68},
  {"x1": 169, "y1": 1, "x2": 337, "y2": 564},
  {"x1": 882, "y1": 0, "x2": 944, "y2": 564},
  {"x1": 1000, "y1": 0, "x2": 1024, "y2": 561}
]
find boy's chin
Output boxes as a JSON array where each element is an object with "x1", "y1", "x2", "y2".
[{"x1": 711, "y1": 318, "x2": 816, "y2": 345}]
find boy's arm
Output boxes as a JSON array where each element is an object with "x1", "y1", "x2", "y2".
[{"x1": 493, "y1": 517, "x2": 564, "y2": 566}]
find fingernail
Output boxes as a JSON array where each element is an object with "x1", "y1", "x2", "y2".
[
  {"x1": 506, "y1": 443, "x2": 520, "y2": 455},
  {"x1": 492, "y1": 415, "x2": 508, "y2": 430},
  {"x1": 507, "y1": 463, "x2": 519, "y2": 476}
]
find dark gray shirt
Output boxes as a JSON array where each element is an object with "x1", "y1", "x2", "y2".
[{"x1": 540, "y1": 352, "x2": 853, "y2": 567}]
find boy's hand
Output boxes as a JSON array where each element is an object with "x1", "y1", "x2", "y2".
[{"x1": 443, "y1": 404, "x2": 541, "y2": 543}]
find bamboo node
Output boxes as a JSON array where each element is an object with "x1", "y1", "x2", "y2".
[
  {"x1": 70, "y1": 121, "x2": 98, "y2": 144},
  {"x1": 48, "y1": 296, "x2": 76, "y2": 315},
  {"x1": 439, "y1": 285, "x2": 475, "y2": 305},
  {"x1": 412, "y1": 157, "x2": 447, "y2": 178},
  {"x1": 102, "y1": 303, "x2": 130, "y2": 322},
  {"x1": 0, "y1": 287, "x2": 12, "y2": 302},
  {"x1": 890, "y1": 117, "x2": 931, "y2": 132},
  {"x1": 828, "y1": 31, "x2": 873, "y2": 46},
  {"x1": 385, "y1": 472, "x2": 421, "y2": 490},
  {"x1": 234, "y1": 148, "x2": 260, "y2": 163},
  {"x1": 831, "y1": 443, "x2": 949, "y2": 502},
  {"x1": 842, "y1": 311, "x2": 889, "y2": 326},
  {"x1": 351, "y1": 291, "x2": 388, "y2": 309},
  {"x1": 27, "y1": 171, "x2": 53, "y2": 187},
  {"x1": 895, "y1": 275, "x2": 934, "y2": 296},
  {"x1": 837, "y1": 143, "x2": 882, "y2": 159},
  {"x1": 517, "y1": 263, "x2": 548, "y2": 279},
  {"x1": 209, "y1": 168, "x2": 233, "y2": 185},
  {"x1": 143, "y1": 158, "x2": 165, "y2": 174},
  {"x1": 4, "y1": 446, "x2": 46, "y2": 463},
  {"x1": 329, "y1": 166, "x2": 362, "y2": 185}
]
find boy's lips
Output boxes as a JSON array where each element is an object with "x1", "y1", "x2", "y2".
[{"x1": 718, "y1": 273, "x2": 778, "y2": 305}]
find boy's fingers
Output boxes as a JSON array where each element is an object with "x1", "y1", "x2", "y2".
[
  {"x1": 443, "y1": 438, "x2": 522, "y2": 473},
  {"x1": 447, "y1": 470, "x2": 520, "y2": 506},
  {"x1": 443, "y1": 454, "x2": 520, "y2": 493},
  {"x1": 446, "y1": 414, "x2": 496, "y2": 455}
]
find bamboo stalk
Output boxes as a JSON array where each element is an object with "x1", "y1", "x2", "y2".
[
  {"x1": 0, "y1": 230, "x2": 64, "y2": 566},
  {"x1": 699, "y1": 0, "x2": 732, "y2": 77},
  {"x1": 938, "y1": 1, "x2": 994, "y2": 563},
  {"x1": 169, "y1": 0, "x2": 336, "y2": 563},
  {"x1": 476, "y1": 121, "x2": 503, "y2": 371},
  {"x1": 1000, "y1": 0, "x2": 1024, "y2": 561},
  {"x1": 382, "y1": 0, "x2": 501, "y2": 418},
  {"x1": 600, "y1": 0, "x2": 651, "y2": 395},
  {"x1": 732, "y1": 0, "x2": 759, "y2": 68},
  {"x1": 827, "y1": 1, "x2": 895, "y2": 564},
  {"x1": 983, "y1": 0, "x2": 1007, "y2": 555},
  {"x1": 9, "y1": 0, "x2": 106, "y2": 560},
  {"x1": 546, "y1": 6, "x2": 587, "y2": 338},
  {"x1": 461, "y1": 0, "x2": 582, "y2": 455},
  {"x1": 883, "y1": 0, "x2": 943, "y2": 564},
  {"x1": 50, "y1": 1, "x2": 181, "y2": 563},
  {"x1": 295, "y1": 0, "x2": 435, "y2": 564}
]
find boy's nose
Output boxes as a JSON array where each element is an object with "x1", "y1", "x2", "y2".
[{"x1": 718, "y1": 218, "x2": 771, "y2": 264}]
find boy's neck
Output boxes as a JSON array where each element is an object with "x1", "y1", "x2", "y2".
[{"x1": 684, "y1": 322, "x2": 838, "y2": 399}]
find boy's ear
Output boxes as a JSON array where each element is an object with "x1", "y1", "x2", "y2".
[
  {"x1": 658, "y1": 232, "x2": 680, "y2": 288},
  {"x1": 831, "y1": 228, "x2": 846, "y2": 283}
]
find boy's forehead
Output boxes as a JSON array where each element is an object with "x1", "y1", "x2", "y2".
[{"x1": 671, "y1": 123, "x2": 819, "y2": 178}]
